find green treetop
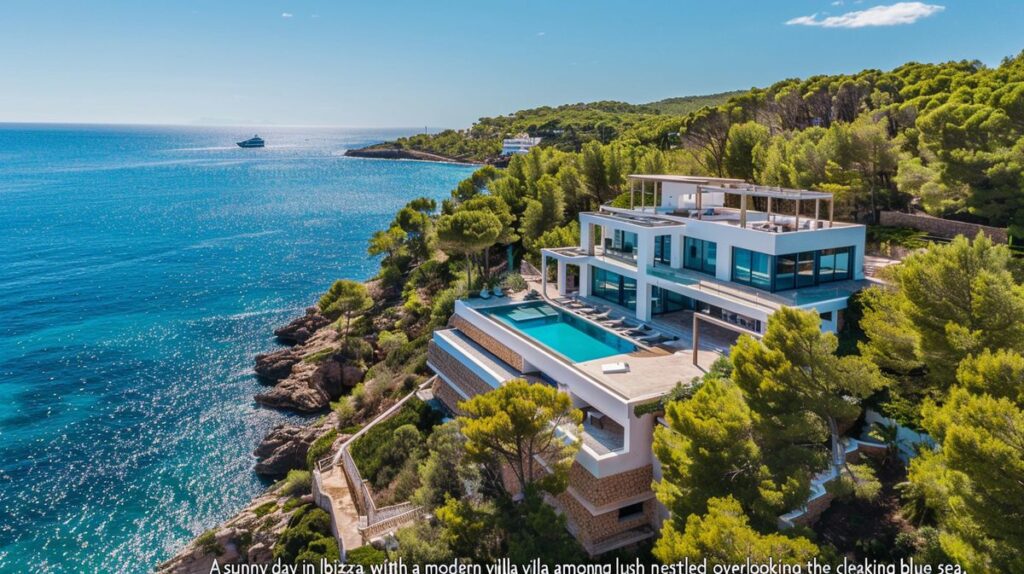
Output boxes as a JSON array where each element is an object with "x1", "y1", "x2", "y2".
[
  {"x1": 860, "y1": 234, "x2": 1024, "y2": 393},
  {"x1": 732, "y1": 307, "x2": 885, "y2": 489},
  {"x1": 653, "y1": 378, "x2": 783, "y2": 529},
  {"x1": 654, "y1": 496, "x2": 818, "y2": 565},
  {"x1": 457, "y1": 379, "x2": 582, "y2": 496},
  {"x1": 436, "y1": 209, "x2": 502, "y2": 291},
  {"x1": 909, "y1": 387, "x2": 1024, "y2": 573},
  {"x1": 317, "y1": 279, "x2": 373, "y2": 342}
]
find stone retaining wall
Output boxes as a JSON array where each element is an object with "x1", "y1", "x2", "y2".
[
  {"x1": 568, "y1": 463, "x2": 653, "y2": 508},
  {"x1": 426, "y1": 340, "x2": 502, "y2": 399},
  {"x1": 432, "y1": 378, "x2": 467, "y2": 416},
  {"x1": 879, "y1": 211, "x2": 1008, "y2": 243},
  {"x1": 452, "y1": 315, "x2": 527, "y2": 371},
  {"x1": 557, "y1": 491, "x2": 654, "y2": 548}
]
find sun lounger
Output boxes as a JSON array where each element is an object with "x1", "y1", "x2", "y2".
[
  {"x1": 601, "y1": 362, "x2": 630, "y2": 374},
  {"x1": 602, "y1": 317, "x2": 626, "y2": 328}
]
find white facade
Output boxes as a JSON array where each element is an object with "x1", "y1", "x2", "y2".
[
  {"x1": 544, "y1": 175, "x2": 868, "y2": 334},
  {"x1": 501, "y1": 136, "x2": 542, "y2": 156}
]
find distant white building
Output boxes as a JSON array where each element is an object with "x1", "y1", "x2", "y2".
[{"x1": 501, "y1": 136, "x2": 542, "y2": 156}]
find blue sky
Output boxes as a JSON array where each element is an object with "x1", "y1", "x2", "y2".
[{"x1": 1, "y1": 1, "x2": 1021, "y2": 128}]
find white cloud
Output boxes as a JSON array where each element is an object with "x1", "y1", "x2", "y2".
[
  {"x1": 786, "y1": 2, "x2": 944, "y2": 28},
  {"x1": 281, "y1": 12, "x2": 293, "y2": 18},
  {"x1": 831, "y1": 1, "x2": 844, "y2": 5},
  {"x1": 537, "y1": 31, "x2": 545, "y2": 36}
]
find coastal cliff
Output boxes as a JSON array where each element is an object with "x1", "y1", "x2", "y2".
[{"x1": 157, "y1": 489, "x2": 311, "y2": 573}]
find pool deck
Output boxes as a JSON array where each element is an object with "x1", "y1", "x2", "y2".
[
  {"x1": 463, "y1": 290, "x2": 724, "y2": 403},
  {"x1": 576, "y1": 347, "x2": 720, "y2": 402}
]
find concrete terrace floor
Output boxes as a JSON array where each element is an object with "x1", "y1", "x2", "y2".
[{"x1": 576, "y1": 347, "x2": 721, "y2": 402}]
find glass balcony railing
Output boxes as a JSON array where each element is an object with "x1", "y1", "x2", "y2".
[{"x1": 645, "y1": 264, "x2": 699, "y2": 286}]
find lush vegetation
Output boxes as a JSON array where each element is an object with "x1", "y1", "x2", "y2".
[
  {"x1": 383, "y1": 380, "x2": 586, "y2": 565},
  {"x1": 348, "y1": 398, "x2": 443, "y2": 504},
  {"x1": 273, "y1": 504, "x2": 340, "y2": 567},
  {"x1": 363, "y1": 92, "x2": 740, "y2": 162},
  {"x1": 651, "y1": 234, "x2": 1024, "y2": 570}
]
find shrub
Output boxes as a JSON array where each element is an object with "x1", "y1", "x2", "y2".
[
  {"x1": 350, "y1": 399, "x2": 442, "y2": 488},
  {"x1": 280, "y1": 470, "x2": 312, "y2": 497},
  {"x1": 273, "y1": 507, "x2": 334, "y2": 563},
  {"x1": 253, "y1": 501, "x2": 277, "y2": 518},
  {"x1": 377, "y1": 330, "x2": 409, "y2": 359},
  {"x1": 429, "y1": 287, "x2": 458, "y2": 327},
  {"x1": 295, "y1": 536, "x2": 340, "y2": 566},
  {"x1": 306, "y1": 429, "x2": 339, "y2": 471},
  {"x1": 196, "y1": 529, "x2": 224, "y2": 556},
  {"x1": 346, "y1": 545, "x2": 388, "y2": 566},
  {"x1": 502, "y1": 272, "x2": 528, "y2": 292},
  {"x1": 332, "y1": 398, "x2": 357, "y2": 428}
]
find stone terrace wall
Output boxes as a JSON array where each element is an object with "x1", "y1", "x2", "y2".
[
  {"x1": 568, "y1": 463, "x2": 653, "y2": 508},
  {"x1": 431, "y1": 378, "x2": 467, "y2": 416},
  {"x1": 451, "y1": 315, "x2": 527, "y2": 372},
  {"x1": 426, "y1": 340, "x2": 500, "y2": 398},
  {"x1": 879, "y1": 211, "x2": 1008, "y2": 243},
  {"x1": 557, "y1": 491, "x2": 654, "y2": 547}
]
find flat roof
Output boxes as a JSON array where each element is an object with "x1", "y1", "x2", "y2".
[
  {"x1": 626, "y1": 174, "x2": 834, "y2": 200},
  {"x1": 628, "y1": 174, "x2": 746, "y2": 184}
]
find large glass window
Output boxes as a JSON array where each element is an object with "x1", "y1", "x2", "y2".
[
  {"x1": 684, "y1": 237, "x2": 717, "y2": 275},
  {"x1": 770, "y1": 246, "x2": 855, "y2": 291},
  {"x1": 651, "y1": 286, "x2": 693, "y2": 315},
  {"x1": 654, "y1": 235, "x2": 672, "y2": 266},
  {"x1": 590, "y1": 267, "x2": 637, "y2": 310},
  {"x1": 733, "y1": 248, "x2": 771, "y2": 290},
  {"x1": 797, "y1": 251, "x2": 816, "y2": 287},
  {"x1": 816, "y1": 247, "x2": 853, "y2": 283},
  {"x1": 774, "y1": 253, "x2": 797, "y2": 291},
  {"x1": 613, "y1": 230, "x2": 637, "y2": 256}
]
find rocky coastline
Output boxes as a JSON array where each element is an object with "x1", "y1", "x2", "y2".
[
  {"x1": 159, "y1": 304, "x2": 361, "y2": 572},
  {"x1": 344, "y1": 145, "x2": 509, "y2": 167}
]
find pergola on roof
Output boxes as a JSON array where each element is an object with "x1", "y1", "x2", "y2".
[
  {"x1": 627, "y1": 174, "x2": 746, "y2": 185},
  {"x1": 696, "y1": 183, "x2": 834, "y2": 201},
  {"x1": 625, "y1": 174, "x2": 838, "y2": 229}
]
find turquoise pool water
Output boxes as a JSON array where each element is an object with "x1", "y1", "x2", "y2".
[{"x1": 483, "y1": 302, "x2": 636, "y2": 363}]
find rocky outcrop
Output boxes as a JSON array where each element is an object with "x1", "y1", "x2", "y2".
[
  {"x1": 255, "y1": 320, "x2": 367, "y2": 412},
  {"x1": 157, "y1": 490, "x2": 313, "y2": 574},
  {"x1": 274, "y1": 307, "x2": 331, "y2": 345},
  {"x1": 254, "y1": 423, "x2": 319, "y2": 476},
  {"x1": 253, "y1": 412, "x2": 343, "y2": 477},
  {"x1": 254, "y1": 347, "x2": 303, "y2": 382},
  {"x1": 256, "y1": 361, "x2": 334, "y2": 412}
]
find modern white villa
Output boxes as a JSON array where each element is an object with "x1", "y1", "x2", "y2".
[
  {"x1": 426, "y1": 174, "x2": 869, "y2": 556},
  {"x1": 501, "y1": 136, "x2": 543, "y2": 156}
]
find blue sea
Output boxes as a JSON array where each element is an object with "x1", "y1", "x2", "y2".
[{"x1": 0, "y1": 124, "x2": 475, "y2": 573}]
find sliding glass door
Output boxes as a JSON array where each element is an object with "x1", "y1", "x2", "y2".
[{"x1": 590, "y1": 266, "x2": 637, "y2": 310}]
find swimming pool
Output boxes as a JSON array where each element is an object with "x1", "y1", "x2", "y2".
[{"x1": 482, "y1": 301, "x2": 637, "y2": 363}]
